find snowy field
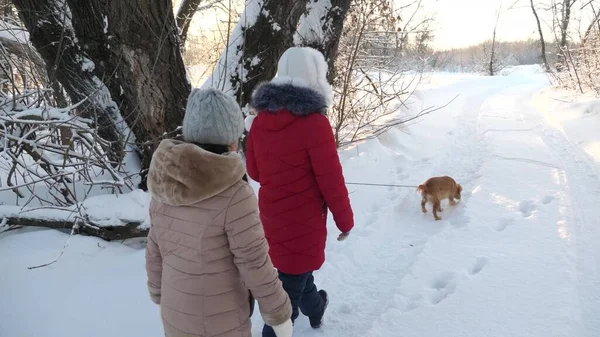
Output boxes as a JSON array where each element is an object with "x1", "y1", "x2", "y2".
[{"x1": 2, "y1": 66, "x2": 600, "y2": 337}]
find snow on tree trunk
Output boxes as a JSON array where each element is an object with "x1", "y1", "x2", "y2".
[
  {"x1": 294, "y1": 0, "x2": 351, "y2": 84},
  {"x1": 12, "y1": 0, "x2": 125, "y2": 161},
  {"x1": 201, "y1": 0, "x2": 308, "y2": 108}
]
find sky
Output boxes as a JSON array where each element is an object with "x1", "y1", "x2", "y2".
[
  {"x1": 182, "y1": 0, "x2": 596, "y2": 51},
  {"x1": 428, "y1": 0, "x2": 592, "y2": 49}
]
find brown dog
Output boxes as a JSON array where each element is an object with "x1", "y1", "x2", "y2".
[{"x1": 417, "y1": 176, "x2": 462, "y2": 221}]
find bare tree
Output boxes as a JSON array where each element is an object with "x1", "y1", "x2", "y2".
[
  {"x1": 555, "y1": 0, "x2": 579, "y2": 71},
  {"x1": 530, "y1": 0, "x2": 551, "y2": 71},
  {"x1": 488, "y1": 3, "x2": 503, "y2": 76},
  {"x1": 329, "y1": 0, "x2": 445, "y2": 147}
]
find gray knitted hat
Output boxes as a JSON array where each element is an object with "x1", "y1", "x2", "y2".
[{"x1": 182, "y1": 88, "x2": 244, "y2": 146}]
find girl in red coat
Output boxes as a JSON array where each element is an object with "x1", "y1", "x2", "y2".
[{"x1": 245, "y1": 47, "x2": 354, "y2": 337}]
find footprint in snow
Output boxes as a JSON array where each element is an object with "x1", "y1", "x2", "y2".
[
  {"x1": 468, "y1": 257, "x2": 489, "y2": 275},
  {"x1": 518, "y1": 200, "x2": 537, "y2": 217},
  {"x1": 364, "y1": 212, "x2": 378, "y2": 226},
  {"x1": 400, "y1": 294, "x2": 423, "y2": 313},
  {"x1": 541, "y1": 195, "x2": 555, "y2": 205},
  {"x1": 429, "y1": 272, "x2": 458, "y2": 305},
  {"x1": 494, "y1": 218, "x2": 514, "y2": 232}
]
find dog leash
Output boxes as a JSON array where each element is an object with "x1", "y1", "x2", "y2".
[{"x1": 345, "y1": 182, "x2": 418, "y2": 188}]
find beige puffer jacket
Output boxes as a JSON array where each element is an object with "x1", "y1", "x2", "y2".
[{"x1": 145, "y1": 139, "x2": 292, "y2": 337}]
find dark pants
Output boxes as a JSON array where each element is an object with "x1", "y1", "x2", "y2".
[{"x1": 262, "y1": 271, "x2": 326, "y2": 337}]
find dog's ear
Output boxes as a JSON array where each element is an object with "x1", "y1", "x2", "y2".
[
  {"x1": 417, "y1": 184, "x2": 425, "y2": 193},
  {"x1": 457, "y1": 184, "x2": 463, "y2": 193}
]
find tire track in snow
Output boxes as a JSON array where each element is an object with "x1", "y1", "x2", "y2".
[{"x1": 521, "y1": 98, "x2": 600, "y2": 337}]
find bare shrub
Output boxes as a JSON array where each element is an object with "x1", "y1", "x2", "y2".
[{"x1": 329, "y1": 0, "x2": 443, "y2": 148}]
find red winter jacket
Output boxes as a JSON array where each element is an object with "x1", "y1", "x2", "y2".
[{"x1": 246, "y1": 81, "x2": 354, "y2": 275}]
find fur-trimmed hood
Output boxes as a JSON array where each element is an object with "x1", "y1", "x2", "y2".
[
  {"x1": 250, "y1": 77, "x2": 330, "y2": 117},
  {"x1": 147, "y1": 139, "x2": 246, "y2": 206}
]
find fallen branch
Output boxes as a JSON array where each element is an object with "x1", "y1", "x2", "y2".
[
  {"x1": 2, "y1": 216, "x2": 148, "y2": 241},
  {"x1": 28, "y1": 224, "x2": 77, "y2": 270}
]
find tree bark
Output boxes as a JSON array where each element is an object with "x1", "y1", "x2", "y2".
[
  {"x1": 176, "y1": 0, "x2": 203, "y2": 45},
  {"x1": 295, "y1": 0, "x2": 351, "y2": 84},
  {"x1": 530, "y1": 0, "x2": 551, "y2": 72},
  {"x1": 203, "y1": 0, "x2": 308, "y2": 108},
  {"x1": 5, "y1": 216, "x2": 147, "y2": 241},
  {"x1": 62, "y1": 0, "x2": 191, "y2": 189},
  {"x1": 12, "y1": 0, "x2": 124, "y2": 161},
  {"x1": 106, "y1": 0, "x2": 190, "y2": 189},
  {"x1": 65, "y1": 0, "x2": 114, "y2": 90}
]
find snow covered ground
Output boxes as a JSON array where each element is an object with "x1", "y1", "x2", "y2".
[{"x1": 2, "y1": 66, "x2": 600, "y2": 337}]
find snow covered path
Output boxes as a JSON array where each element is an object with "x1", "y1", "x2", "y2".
[{"x1": 2, "y1": 69, "x2": 600, "y2": 337}]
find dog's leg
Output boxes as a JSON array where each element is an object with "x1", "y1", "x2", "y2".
[
  {"x1": 433, "y1": 200, "x2": 442, "y2": 220},
  {"x1": 449, "y1": 197, "x2": 456, "y2": 206},
  {"x1": 421, "y1": 197, "x2": 427, "y2": 213}
]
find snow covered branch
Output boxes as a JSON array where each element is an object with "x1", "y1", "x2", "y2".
[
  {"x1": 12, "y1": 0, "x2": 125, "y2": 163},
  {"x1": 2, "y1": 215, "x2": 147, "y2": 241}
]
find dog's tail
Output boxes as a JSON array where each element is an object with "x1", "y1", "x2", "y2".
[{"x1": 417, "y1": 184, "x2": 426, "y2": 194}]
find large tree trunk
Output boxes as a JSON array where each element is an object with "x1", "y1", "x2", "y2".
[
  {"x1": 107, "y1": 0, "x2": 191, "y2": 189},
  {"x1": 62, "y1": 0, "x2": 191, "y2": 189},
  {"x1": 530, "y1": 0, "x2": 550, "y2": 72},
  {"x1": 294, "y1": 0, "x2": 351, "y2": 84},
  {"x1": 12, "y1": 0, "x2": 124, "y2": 161},
  {"x1": 202, "y1": 0, "x2": 308, "y2": 108}
]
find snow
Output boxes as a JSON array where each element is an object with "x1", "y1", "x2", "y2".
[
  {"x1": 0, "y1": 189, "x2": 150, "y2": 228},
  {"x1": 201, "y1": 0, "x2": 264, "y2": 93},
  {"x1": 0, "y1": 206, "x2": 75, "y2": 222},
  {"x1": 0, "y1": 20, "x2": 29, "y2": 44},
  {"x1": 103, "y1": 15, "x2": 108, "y2": 34},
  {"x1": 82, "y1": 189, "x2": 151, "y2": 228},
  {"x1": 294, "y1": 0, "x2": 332, "y2": 45},
  {"x1": 2, "y1": 66, "x2": 600, "y2": 337}
]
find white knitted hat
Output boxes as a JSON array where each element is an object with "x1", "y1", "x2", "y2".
[{"x1": 275, "y1": 47, "x2": 334, "y2": 106}]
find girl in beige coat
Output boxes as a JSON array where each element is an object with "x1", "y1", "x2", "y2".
[{"x1": 145, "y1": 88, "x2": 293, "y2": 337}]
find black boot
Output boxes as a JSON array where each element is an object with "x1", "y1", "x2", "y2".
[{"x1": 309, "y1": 290, "x2": 329, "y2": 329}]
